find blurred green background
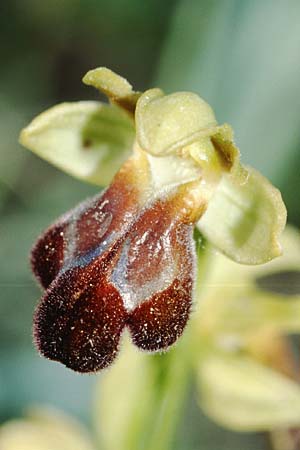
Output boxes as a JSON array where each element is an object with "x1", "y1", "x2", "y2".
[{"x1": 0, "y1": 1, "x2": 299, "y2": 449}]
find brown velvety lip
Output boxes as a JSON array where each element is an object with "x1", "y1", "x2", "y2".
[{"x1": 32, "y1": 158, "x2": 197, "y2": 372}]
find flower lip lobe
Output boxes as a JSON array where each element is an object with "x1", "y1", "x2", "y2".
[
  {"x1": 112, "y1": 193, "x2": 196, "y2": 352},
  {"x1": 34, "y1": 251, "x2": 128, "y2": 373},
  {"x1": 31, "y1": 156, "x2": 144, "y2": 289},
  {"x1": 31, "y1": 221, "x2": 67, "y2": 289},
  {"x1": 128, "y1": 277, "x2": 192, "y2": 352}
]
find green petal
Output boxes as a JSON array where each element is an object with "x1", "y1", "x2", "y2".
[
  {"x1": 198, "y1": 353, "x2": 300, "y2": 431},
  {"x1": 83, "y1": 67, "x2": 141, "y2": 114},
  {"x1": 197, "y1": 166, "x2": 287, "y2": 264},
  {"x1": 19, "y1": 101, "x2": 134, "y2": 186},
  {"x1": 135, "y1": 88, "x2": 218, "y2": 156}
]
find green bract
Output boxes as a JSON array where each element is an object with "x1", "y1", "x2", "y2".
[{"x1": 19, "y1": 66, "x2": 286, "y2": 266}]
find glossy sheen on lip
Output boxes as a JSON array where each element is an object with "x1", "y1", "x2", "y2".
[{"x1": 32, "y1": 155, "x2": 197, "y2": 373}]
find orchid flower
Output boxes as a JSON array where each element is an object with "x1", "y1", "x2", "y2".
[{"x1": 19, "y1": 68, "x2": 286, "y2": 373}]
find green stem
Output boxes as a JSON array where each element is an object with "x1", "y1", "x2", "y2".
[{"x1": 145, "y1": 340, "x2": 193, "y2": 450}]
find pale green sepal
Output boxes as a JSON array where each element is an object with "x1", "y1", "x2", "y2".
[
  {"x1": 83, "y1": 67, "x2": 141, "y2": 114},
  {"x1": 198, "y1": 353, "x2": 300, "y2": 431},
  {"x1": 135, "y1": 88, "x2": 218, "y2": 156},
  {"x1": 197, "y1": 166, "x2": 287, "y2": 264},
  {"x1": 0, "y1": 406, "x2": 96, "y2": 450},
  {"x1": 19, "y1": 101, "x2": 134, "y2": 186}
]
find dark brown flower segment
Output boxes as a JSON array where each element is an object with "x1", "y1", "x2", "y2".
[
  {"x1": 33, "y1": 154, "x2": 197, "y2": 372},
  {"x1": 34, "y1": 251, "x2": 128, "y2": 372},
  {"x1": 112, "y1": 193, "x2": 195, "y2": 352},
  {"x1": 31, "y1": 155, "x2": 147, "y2": 289}
]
